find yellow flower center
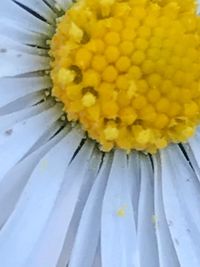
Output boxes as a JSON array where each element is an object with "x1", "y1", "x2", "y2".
[{"x1": 50, "y1": 0, "x2": 200, "y2": 153}]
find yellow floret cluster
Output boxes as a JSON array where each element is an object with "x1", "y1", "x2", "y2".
[{"x1": 50, "y1": 0, "x2": 200, "y2": 153}]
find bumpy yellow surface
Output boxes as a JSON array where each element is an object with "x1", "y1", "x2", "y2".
[{"x1": 50, "y1": 0, "x2": 200, "y2": 153}]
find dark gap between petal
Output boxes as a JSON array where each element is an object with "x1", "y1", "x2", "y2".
[
  {"x1": 69, "y1": 138, "x2": 87, "y2": 165},
  {"x1": 12, "y1": 0, "x2": 49, "y2": 23},
  {"x1": 179, "y1": 143, "x2": 194, "y2": 171}
]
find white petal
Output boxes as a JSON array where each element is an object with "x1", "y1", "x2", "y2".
[
  {"x1": 0, "y1": 104, "x2": 61, "y2": 181},
  {"x1": 161, "y1": 145, "x2": 200, "y2": 267},
  {"x1": 127, "y1": 152, "x2": 140, "y2": 225},
  {"x1": 137, "y1": 154, "x2": 159, "y2": 267},
  {"x1": 0, "y1": 128, "x2": 84, "y2": 267},
  {"x1": 0, "y1": 76, "x2": 51, "y2": 109},
  {"x1": 0, "y1": 34, "x2": 48, "y2": 56},
  {"x1": 55, "y1": 0, "x2": 72, "y2": 10},
  {"x1": 92, "y1": 242, "x2": 102, "y2": 267},
  {"x1": 0, "y1": 17, "x2": 46, "y2": 47},
  {"x1": 0, "y1": 0, "x2": 53, "y2": 36},
  {"x1": 56, "y1": 149, "x2": 103, "y2": 267},
  {"x1": 26, "y1": 118, "x2": 68, "y2": 154},
  {"x1": 45, "y1": 0, "x2": 56, "y2": 8},
  {"x1": 0, "y1": 99, "x2": 54, "y2": 133},
  {"x1": 188, "y1": 127, "x2": 200, "y2": 164},
  {"x1": 153, "y1": 155, "x2": 179, "y2": 267},
  {"x1": 101, "y1": 150, "x2": 137, "y2": 267},
  {"x1": 183, "y1": 128, "x2": 200, "y2": 180},
  {"x1": 69, "y1": 154, "x2": 111, "y2": 267},
  {"x1": 23, "y1": 139, "x2": 95, "y2": 267},
  {"x1": 0, "y1": 49, "x2": 49, "y2": 77},
  {"x1": 0, "y1": 90, "x2": 44, "y2": 115},
  {"x1": 0, "y1": 126, "x2": 68, "y2": 228},
  {"x1": 14, "y1": 0, "x2": 56, "y2": 24}
]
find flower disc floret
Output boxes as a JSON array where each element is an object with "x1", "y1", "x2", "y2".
[{"x1": 50, "y1": 0, "x2": 200, "y2": 153}]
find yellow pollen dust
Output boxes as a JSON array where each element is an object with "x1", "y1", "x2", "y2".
[{"x1": 50, "y1": 0, "x2": 200, "y2": 153}]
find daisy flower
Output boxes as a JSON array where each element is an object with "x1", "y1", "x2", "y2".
[{"x1": 1, "y1": 0, "x2": 200, "y2": 266}]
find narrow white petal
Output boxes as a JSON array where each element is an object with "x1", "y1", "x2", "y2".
[
  {"x1": 0, "y1": 17, "x2": 45, "y2": 47},
  {"x1": 26, "y1": 119, "x2": 67, "y2": 154},
  {"x1": 0, "y1": 34, "x2": 48, "y2": 56},
  {"x1": 0, "y1": 76, "x2": 51, "y2": 109},
  {"x1": 0, "y1": 100, "x2": 54, "y2": 133},
  {"x1": 57, "y1": 149, "x2": 103, "y2": 267},
  {"x1": 45, "y1": 0, "x2": 56, "y2": 8},
  {"x1": 184, "y1": 128, "x2": 200, "y2": 180},
  {"x1": 69, "y1": 154, "x2": 111, "y2": 267},
  {"x1": 55, "y1": 0, "x2": 72, "y2": 10},
  {"x1": 137, "y1": 155, "x2": 159, "y2": 267},
  {"x1": 0, "y1": 90, "x2": 44, "y2": 115},
  {"x1": 161, "y1": 145, "x2": 200, "y2": 267},
  {"x1": 153, "y1": 155, "x2": 179, "y2": 267},
  {"x1": 127, "y1": 152, "x2": 140, "y2": 225},
  {"x1": 0, "y1": 128, "x2": 84, "y2": 267},
  {"x1": 0, "y1": 49, "x2": 49, "y2": 77},
  {"x1": 0, "y1": 104, "x2": 61, "y2": 180},
  {"x1": 14, "y1": 0, "x2": 56, "y2": 24},
  {"x1": 101, "y1": 150, "x2": 137, "y2": 267},
  {"x1": 1, "y1": 0, "x2": 53, "y2": 36},
  {"x1": 92, "y1": 242, "x2": 102, "y2": 267},
  {"x1": 188, "y1": 127, "x2": 200, "y2": 163},
  {"x1": 0, "y1": 126, "x2": 67, "y2": 228},
  {"x1": 24, "y1": 140, "x2": 95, "y2": 267}
]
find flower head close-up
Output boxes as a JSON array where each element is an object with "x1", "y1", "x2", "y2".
[{"x1": 1, "y1": 0, "x2": 200, "y2": 266}]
